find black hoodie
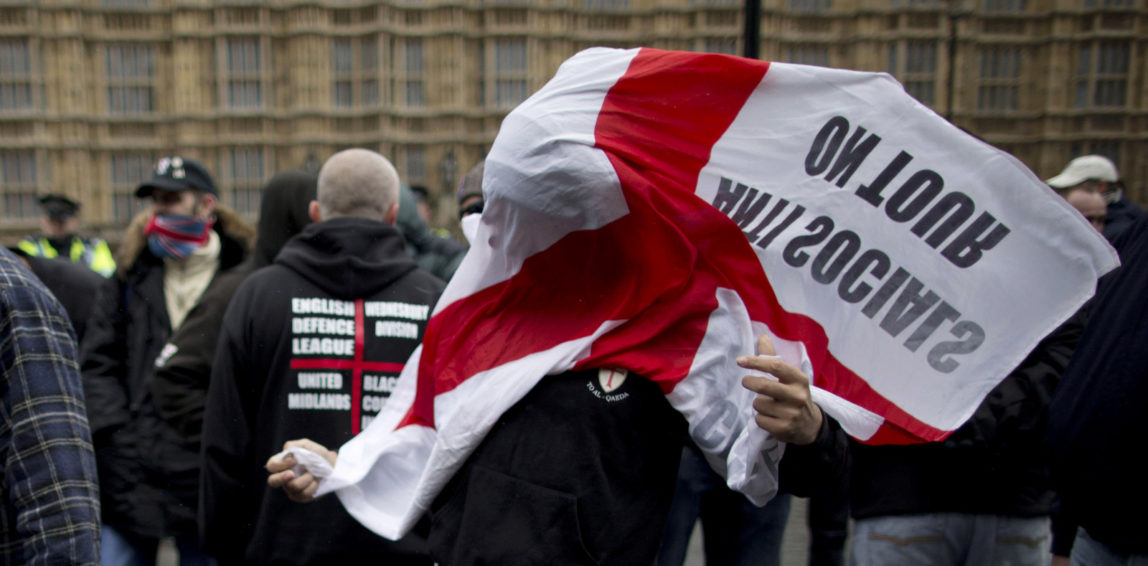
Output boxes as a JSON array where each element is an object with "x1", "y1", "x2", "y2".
[
  {"x1": 251, "y1": 170, "x2": 317, "y2": 269},
  {"x1": 201, "y1": 217, "x2": 443, "y2": 566}
]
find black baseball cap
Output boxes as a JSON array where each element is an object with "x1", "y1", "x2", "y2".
[
  {"x1": 136, "y1": 156, "x2": 218, "y2": 198},
  {"x1": 39, "y1": 194, "x2": 80, "y2": 221}
]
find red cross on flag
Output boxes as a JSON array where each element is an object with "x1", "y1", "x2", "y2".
[{"x1": 312, "y1": 47, "x2": 1117, "y2": 540}]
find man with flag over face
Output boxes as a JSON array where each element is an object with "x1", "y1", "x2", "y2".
[
  {"x1": 269, "y1": 47, "x2": 1114, "y2": 565},
  {"x1": 270, "y1": 332, "x2": 831, "y2": 565},
  {"x1": 81, "y1": 156, "x2": 254, "y2": 566}
]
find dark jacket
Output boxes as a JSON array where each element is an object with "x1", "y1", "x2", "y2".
[
  {"x1": 7, "y1": 250, "x2": 105, "y2": 343},
  {"x1": 200, "y1": 217, "x2": 442, "y2": 566},
  {"x1": 397, "y1": 184, "x2": 466, "y2": 282},
  {"x1": 850, "y1": 309, "x2": 1083, "y2": 520},
  {"x1": 778, "y1": 412, "x2": 850, "y2": 499},
  {"x1": 1101, "y1": 193, "x2": 1142, "y2": 243},
  {"x1": 250, "y1": 170, "x2": 317, "y2": 269},
  {"x1": 80, "y1": 207, "x2": 254, "y2": 539},
  {"x1": 1047, "y1": 214, "x2": 1148, "y2": 555},
  {"x1": 150, "y1": 268, "x2": 249, "y2": 444},
  {"x1": 429, "y1": 370, "x2": 686, "y2": 565}
]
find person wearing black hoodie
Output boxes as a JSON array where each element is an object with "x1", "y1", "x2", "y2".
[{"x1": 200, "y1": 149, "x2": 442, "y2": 566}]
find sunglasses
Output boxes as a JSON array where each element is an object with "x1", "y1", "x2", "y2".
[{"x1": 459, "y1": 201, "x2": 484, "y2": 220}]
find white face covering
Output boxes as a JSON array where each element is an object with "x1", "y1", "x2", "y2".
[{"x1": 461, "y1": 213, "x2": 481, "y2": 246}]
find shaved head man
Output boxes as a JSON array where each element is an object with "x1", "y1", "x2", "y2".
[
  {"x1": 201, "y1": 148, "x2": 443, "y2": 566},
  {"x1": 313, "y1": 148, "x2": 401, "y2": 223}
]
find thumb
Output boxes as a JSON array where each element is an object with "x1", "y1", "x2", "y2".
[
  {"x1": 756, "y1": 334, "x2": 776, "y2": 357},
  {"x1": 284, "y1": 438, "x2": 337, "y2": 467}
]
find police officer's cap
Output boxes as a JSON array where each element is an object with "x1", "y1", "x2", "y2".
[{"x1": 38, "y1": 194, "x2": 80, "y2": 221}]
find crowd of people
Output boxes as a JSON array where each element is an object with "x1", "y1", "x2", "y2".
[{"x1": 1, "y1": 148, "x2": 1143, "y2": 566}]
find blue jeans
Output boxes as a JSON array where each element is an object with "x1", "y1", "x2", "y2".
[
  {"x1": 656, "y1": 445, "x2": 792, "y2": 566},
  {"x1": 102, "y1": 525, "x2": 218, "y2": 566},
  {"x1": 1071, "y1": 528, "x2": 1148, "y2": 566},
  {"x1": 851, "y1": 513, "x2": 1050, "y2": 566}
]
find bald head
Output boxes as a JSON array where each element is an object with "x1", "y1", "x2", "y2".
[{"x1": 315, "y1": 149, "x2": 401, "y2": 223}]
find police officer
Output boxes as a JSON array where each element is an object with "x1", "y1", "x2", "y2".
[{"x1": 18, "y1": 194, "x2": 116, "y2": 277}]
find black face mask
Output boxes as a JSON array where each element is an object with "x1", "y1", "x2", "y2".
[{"x1": 459, "y1": 201, "x2": 484, "y2": 220}]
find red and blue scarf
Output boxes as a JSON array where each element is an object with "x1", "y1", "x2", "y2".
[{"x1": 144, "y1": 215, "x2": 213, "y2": 260}]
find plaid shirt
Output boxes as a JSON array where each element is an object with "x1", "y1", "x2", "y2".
[{"x1": 1, "y1": 249, "x2": 100, "y2": 565}]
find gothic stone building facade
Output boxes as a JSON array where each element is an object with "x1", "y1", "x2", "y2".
[{"x1": 0, "y1": 0, "x2": 1144, "y2": 241}]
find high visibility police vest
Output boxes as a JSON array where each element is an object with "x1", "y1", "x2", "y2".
[{"x1": 17, "y1": 235, "x2": 116, "y2": 278}]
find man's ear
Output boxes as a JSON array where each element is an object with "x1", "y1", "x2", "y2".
[
  {"x1": 197, "y1": 193, "x2": 218, "y2": 219},
  {"x1": 309, "y1": 201, "x2": 323, "y2": 223},
  {"x1": 384, "y1": 202, "x2": 399, "y2": 225}
]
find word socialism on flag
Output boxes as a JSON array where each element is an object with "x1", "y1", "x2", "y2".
[{"x1": 298, "y1": 47, "x2": 1118, "y2": 540}]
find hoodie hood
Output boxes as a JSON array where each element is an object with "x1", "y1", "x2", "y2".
[
  {"x1": 396, "y1": 184, "x2": 467, "y2": 281},
  {"x1": 253, "y1": 170, "x2": 317, "y2": 268},
  {"x1": 275, "y1": 217, "x2": 418, "y2": 299},
  {"x1": 396, "y1": 183, "x2": 436, "y2": 251}
]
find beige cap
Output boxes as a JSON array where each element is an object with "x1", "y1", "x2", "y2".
[{"x1": 1046, "y1": 155, "x2": 1119, "y2": 189}]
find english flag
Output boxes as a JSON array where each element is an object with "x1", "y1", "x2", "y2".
[{"x1": 309, "y1": 47, "x2": 1117, "y2": 539}]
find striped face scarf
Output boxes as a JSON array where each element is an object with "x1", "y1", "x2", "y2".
[{"x1": 145, "y1": 214, "x2": 213, "y2": 261}]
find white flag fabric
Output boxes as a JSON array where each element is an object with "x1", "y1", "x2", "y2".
[{"x1": 307, "y1": 47, "x2": 1117, "y2": 540}]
